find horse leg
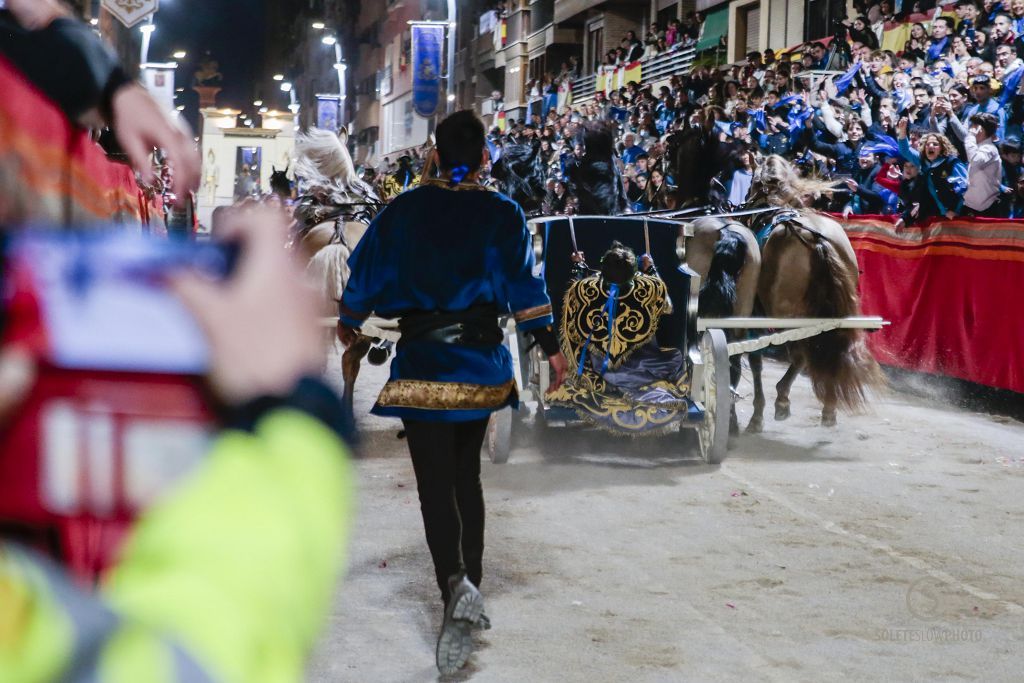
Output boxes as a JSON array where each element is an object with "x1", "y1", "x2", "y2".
[
  {"x1": 775, "y1": 355, "x2": 804, "y2": 421},
  {"x1": 821, "y1": 382, "x2": 839, "y2": 427},
  {"x1": 728, "y1": 352, "x2": 742, "y2": 437},
  {"x1": 341, "y1": 335, "x2": 372, "y2": 423},
  {"x1": 746, "y1": 351, "x2": 765, "y2": 433}
]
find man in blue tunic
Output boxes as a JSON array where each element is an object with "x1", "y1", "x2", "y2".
[{"x1": 337, "y1": 110, "x2": 568, "y2": 675}]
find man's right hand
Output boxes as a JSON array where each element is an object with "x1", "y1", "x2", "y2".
[
  {"x1": 547, "y1": 352, "x2": 569, "y2": 393},
  {"x1": 337, "y1": 322, "x2": 359, "y2": 348}
]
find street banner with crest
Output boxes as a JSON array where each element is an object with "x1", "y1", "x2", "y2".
[
  {"x1": 102, "y1": 0, "x2": 159, "y2": 28},
  {"x1": 410, "y1": 23, "x2": 444, "y2": 118}
]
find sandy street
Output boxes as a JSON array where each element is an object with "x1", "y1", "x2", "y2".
[{"x1": 309, "y1": 353, "x2": 1024, "y2": 682}]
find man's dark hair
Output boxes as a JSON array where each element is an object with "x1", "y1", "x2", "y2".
[
  {"x1": 435, "y1": 110, "x2": 486, "y2": 172},
  {"x1": 971, "y1": 112, "x2": 999, "y2": 137},
  {"x1": 600, "y1": 241, "x2": 638, "y2": 286},
  {"x1": 934, "y1": 16, "x2": 955, "y2": 30},
  {"x1": 914, "y1": 84, "x2": 935, "y2": 96},
  {"x1": 955, "y1": 0, "x2": 977, "y2": 8}
]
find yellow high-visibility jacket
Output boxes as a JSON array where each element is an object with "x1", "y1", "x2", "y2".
[{"x1": 0, "y1": 408, "x2": 355, "y2": 683}]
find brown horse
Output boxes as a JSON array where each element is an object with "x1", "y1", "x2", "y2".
[
  {"x1": 739, "y1": 156, "x2": 883, "y2": 428},
  {"x1": 687, "y1": 216, "x2": 762, "y2": 434}
]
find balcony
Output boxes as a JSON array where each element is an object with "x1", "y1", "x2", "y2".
[{"x1": 571, "y1": 45, "x2": 698, "y2": 101}]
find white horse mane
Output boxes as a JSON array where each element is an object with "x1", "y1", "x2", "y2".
[{"x1": 294, "y1": 127, "x2": 378, "y2": 205}]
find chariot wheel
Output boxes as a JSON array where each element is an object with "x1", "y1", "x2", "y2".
[
  {"x1": 697, "y1": 329, "x2": 730, "y2": 465},
  {"x1": 486, "y1": 408, "x2": 513, "y2": 464}
]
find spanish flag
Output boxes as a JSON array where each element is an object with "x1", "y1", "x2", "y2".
[
  {"x1": 501, "y1": 19, "x2": 507, "y2": 46},
  {"x1": 595, "y1": 72, "x2": 607, "y2": 94},
  {"x1": 623, "y1": 60, "x2": 641, "y2": 86},
  {"x1": 497, "y1": 110, "x2": 506, "y2": 132}
]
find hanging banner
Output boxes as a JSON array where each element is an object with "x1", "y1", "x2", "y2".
[
  {"x1": 141, "y1": 64, "x2": 176, "y2": 115},
  {"x1": 316, "y1": 95, "x2": 341, "y2": 132},
  {"x1": 411, "y1": 23, "x2": 444, "y2": 118},
  {"x1": 102, "y1": 0, "x2": 159, "y2": 28}
]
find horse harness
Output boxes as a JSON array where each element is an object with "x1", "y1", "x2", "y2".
[{"x1": 748, "y1": 208, "x2": 830, "y2": 250}]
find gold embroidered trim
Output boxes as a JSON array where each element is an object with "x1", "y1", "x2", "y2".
[
  {"x1": 419, "y1": 177, "x2": 492, "y2": 192},
  {"x1": 377, "y1": 379, "x2": 516, "y2": 410},
  {"x1": 513, "y1": 303, "x2": 552, "y2": 323}
]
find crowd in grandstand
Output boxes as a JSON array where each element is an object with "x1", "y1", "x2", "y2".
[{"x1": 363, "y1": 1, "x2": 1024, "y2": 224}]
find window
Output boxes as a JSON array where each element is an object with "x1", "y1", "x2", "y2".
[{"x1": 587, "y1": 24, "x2": 604, "y2": 73}]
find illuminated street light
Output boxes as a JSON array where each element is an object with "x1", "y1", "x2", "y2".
[
  {"x1": 312, "y1": 21, "x2": 326, "y2": 29},
  {"x1": 321, "y1": 35, "x2": 337, "y2": 46},
  {"x1": 333, "y1": 62, "x2": 347, "y2": 71},
  {"x1": 90, "y1": 17, "x2": 99, "y2": 26},
  {"x1": 273, "y1": 74, "x2": 285, "y2": 81},
  {"x1": 253, "y1": 99, "x2": 263, "y2": 106},
  {"x1": 447, "y1": 93, "x2": 456, "y2": 102},
  {"x1": 173, "y1": 50, "x2": 187, "y2": 59},
  {"x1": 176, "y1": 105, "x2": 185, "y2": 111},
  {"x1": 280, "y1": 82, "x2": 293, "y2": 93},
  {"x1": 259, "y1": 106, "x2": 269, "y2": 113}
]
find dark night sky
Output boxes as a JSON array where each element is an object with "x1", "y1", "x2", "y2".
[{"x1": 148, "y1": 0, "x2": 267, "y2": 122}]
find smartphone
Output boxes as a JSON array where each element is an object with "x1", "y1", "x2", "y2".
[{"x1": 2, "y1": 231, "x2": 238, "y2": 374}]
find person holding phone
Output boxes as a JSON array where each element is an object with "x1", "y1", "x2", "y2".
[
  {"x1": 0, "y1": 208, "x2": 358, "y2": 683},
  {"x1": 338, "y1": 110, "x2": 568, "y2": 676}
]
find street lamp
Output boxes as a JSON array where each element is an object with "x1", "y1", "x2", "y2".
[
  {"x1": 312, "y1": 21, "x2": 326, "y2": 30},
  {"x1": 173, "y1": 50, "x2": 187, "y2": 59},
  {"x1": 273, "y1": 74, "x2": 285, "y2": 81},
  {"x1": 254, "y1": 99, "x2": 263, "y2": 107},
  {"x1": 321, "y1": 35, "x2": 337, "y2": 46},
  {"x1": 139, "y1": 18, "x2": 156, "y2": 65},
  {"x1": 280, "y1": 82, "x2": 293, "y2": 93}
]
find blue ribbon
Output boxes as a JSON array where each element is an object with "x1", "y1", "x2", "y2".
[
  {"x1": 449, "y1": 165, "x2": 470, "y2": 186},
  {"x1": 599, "y1": 283, "x2": 619, "y2": 375},
  {"x1": 576, "y1": 282, "x2": 620, "y2": 377}
]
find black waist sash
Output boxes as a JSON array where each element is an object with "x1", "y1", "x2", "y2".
[{"x1": 398, "y1": 303, "x2": 503, "y2": 347}]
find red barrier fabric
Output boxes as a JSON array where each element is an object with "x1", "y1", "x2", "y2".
[
  {"x1": 842, "y1": 215, "x2": 1024, "y2": 393},
  {"x1": 0, "y1": 55, "x2": 143, "y2": 227}
]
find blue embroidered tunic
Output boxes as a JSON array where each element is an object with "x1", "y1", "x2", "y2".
[{"x1": 339, "y1": 181, "x2": 554, "y2": 422}]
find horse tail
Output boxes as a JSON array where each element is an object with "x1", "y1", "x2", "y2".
[
  {"x1": 802, "y1": 233, "x2": 883, "y2": 411},
  {"x1": 306, "y1": 242, "x2": 352, "y2": 313},
  {"x1": 698, "y1": 227, "x2": 747, "y2": 319}
]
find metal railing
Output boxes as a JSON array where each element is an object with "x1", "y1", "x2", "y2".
[{"x1": 571, "y1": 45, "x2": 698, "y2": 103}]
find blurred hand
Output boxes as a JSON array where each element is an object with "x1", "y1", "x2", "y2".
[
  {"x1": 546, "y1": 352, "x2": 569, "y2": 393},
  {"x1": 7, "y1": 0, "x2": 68, "y2": 29},
  {"x1": 844, "y1": 178, "x2": 858, "y2": 191},
  {"x1": 570, "y1": 251, "x2": 586, "y2": 263},
  {"x1": 945, "y1": 210, "x2": 956, "y2": 220},
  {"x1": 170, "y1": 207, "x2": 323, "y2": 405},
  {"x1": 111, "y1": 85, "x2": 200, "y2": 208},
  {"x1": 640, "y1": 253, "x2": 655, "y2": 272}
]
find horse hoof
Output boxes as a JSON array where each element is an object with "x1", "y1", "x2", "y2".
[
  {"x1": 746, "y1": 417, "x2": 764, "y2": 434},
  {"x1": 775, "y1": 404, "x2": 791, "y2": 421},
  {"x1": 821, "y1": 414, "x2": 837, "y2": 428}
]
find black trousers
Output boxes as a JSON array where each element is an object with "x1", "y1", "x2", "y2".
[{"x1": 402, "y1": 418, "x2": 489, "y2": 604}]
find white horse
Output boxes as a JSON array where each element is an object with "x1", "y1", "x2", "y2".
[{"x1": 291, "y1": 127, "x2": 384, "y2": 414}]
